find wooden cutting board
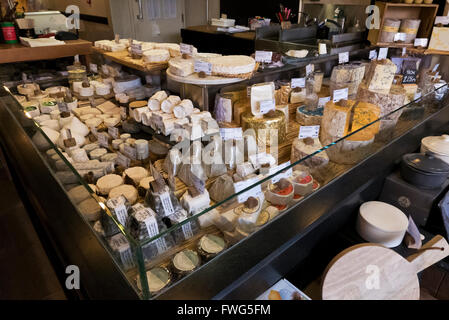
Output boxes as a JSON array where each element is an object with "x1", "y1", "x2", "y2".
[{"x1": 321, "y1": 235, "x2": 449, "y2": 300}]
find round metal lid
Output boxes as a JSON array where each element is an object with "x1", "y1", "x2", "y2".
[{"x1": 402, "y1": 152, "x2": 449, "y2": 174}]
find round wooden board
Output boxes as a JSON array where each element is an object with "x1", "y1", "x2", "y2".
[
  {"x1": 322, "y1": 244, "x2": 420, "y2": 300},
  {"x1": 166, "y1": 68, "x2": 244, "y2": 85}
]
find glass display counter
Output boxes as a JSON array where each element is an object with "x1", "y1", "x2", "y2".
[{"x1": 0, "y1": 51, "x2": 448, "y2": 300}]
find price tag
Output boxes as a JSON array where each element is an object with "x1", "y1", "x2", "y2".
[
  {"x1": 98, "y1": 133, "x2": 109, "y2": 148},
  {"x1": 116, "y1": 152, "x2": 130, "y2": 168},
  {"x1": 160, "y1": 192, "x2": 175, "y2": 216},
  {"x1": 333, "y1": 88, "x2": 349, "y2": 103},
  {"x1": 432, "y1": 64, "x2": 440, "y2": 72},
  {"x1": 291, "y1": 78, "x2": 306, "y2": 89},
  {"x1": 259, "y1": 100, "x2": 275, "y2": 114},
  {"x1": 435, "y1": 16, "x2": 449, "y2": 25},
  {"x1": 402, "y1": 68, "x2": 417, "y2": 84},
  {"x1": 299, "y1": 125, "x2": 320, "y2": 139},
  {"x1": 369, "y1": 49, "x2": 377, "y2": 60},
  {"x1": 306, "y1": 64, "x2": 314, "y2": 76},
  {"x1": 318, "y1": 96, "x2": 331, "y2": 108},
  {"x1": 180, "y1": 43, "x2": 194, "y2": 55},
  {"x1": 269, "y1": 161, "x2": 293, "y2": 183},
  {"x1": 234, "y1": 177, "x2": 263, "y2": 203},
  {"x1": 220, "y1": 127, "x2": 243, "y2": 141},
  {"x1": 319, "y1": 43, "x2": 327, "y2": 55},
  {"x1": 378, "y1": 47, "x2": 388, "y2": 60},
  {"x1": 338, "y1": 52, "x2": 349, "y2": 64},
  {"x1": 89, "y1": 63, "x2": 98, "y2": 73},
  {"x1": 402, "y1": 47, "x2": 407, "y2": 57},
  {"x1": 108, "y1": 126, "x2": 119, "y2": 139},
  {"x1": 394, "y1": 33, "x2": 406, "y2": 42},
  {"x1": 123, "y1": 144, "x2": 137, "y2": 160},
  {"x1": 194, "y1": 60, "x2": 212, "y2": 75},
  {"x1": 131, "y1": 43, "x2": 142, "y2": 53},
  {"x1": 414, "y1": 38, "x2": 428, "y2": 47},
  {"x1": 255, "y1": 51, "x2": 273, "y2": 63},
  {"x1": 182, "y1": 223, "x2": 194, "y2": 239}
]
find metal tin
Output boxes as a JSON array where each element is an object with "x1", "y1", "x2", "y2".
[
  {"x1": 137, "y1": 266, "x2": 172, "y2": 295},
  {"x1": 197, "y1": 234, "x2": 227, "y2": 260},
  {"x1": 171, "y1": 249, "x2": 201, "y2": 277},
  {"x1": 400, "y1": 152, "x2": 449, "y2": 189}
]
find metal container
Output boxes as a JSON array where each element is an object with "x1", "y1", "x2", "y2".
[{"x1": 400, "y1": 152, "x2": 449, "y2": 189}]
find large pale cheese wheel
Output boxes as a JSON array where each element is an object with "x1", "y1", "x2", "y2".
[
  {"x1": 96, "y1": 174, "x2": 124, "y2": 195},
  {"x1": 209, "y1": 55, "x2": 256, "y2": 77},
  {"x1": 168, "y1": 57, "x2": 194, "y2": 77},
  {"x1": 109, "y1": 185, "x2": 138, "y2": 204},
  {"x1": 68, "y1": 185, "x2": 92, "y2": 204}
]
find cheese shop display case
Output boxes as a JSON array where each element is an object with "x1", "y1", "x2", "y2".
[{"x1": 1, "y1": 46, "x2": 449, "y2": 299}]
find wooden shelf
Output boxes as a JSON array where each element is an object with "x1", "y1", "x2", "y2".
[
  {"x1": 0, "y1": 39, "x2": 92, "y2": 64},
  {"x1": 92, "y1": 47, "x2": 168, "y2": 73},
  {"x1": 376, "y1": 42, "x2": 414, "y2": 48},
  {"x1": 368, "y1": 2, "x2": 439, "y2": 47},
  {"x1": 407, "y1": 47, "x2": 449, "y2": 55}
]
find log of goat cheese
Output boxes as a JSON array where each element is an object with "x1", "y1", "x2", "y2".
[
  {"x1": 161, "y1": 95, "x2": 181, "y2": 114},
  {"x1": 148, "y1": 91, "x2": 168, "y2": 111}
]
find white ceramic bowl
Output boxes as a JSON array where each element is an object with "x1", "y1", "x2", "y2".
[{"x1": 356, "y1": 201, "x2": 409, "y2": 248}]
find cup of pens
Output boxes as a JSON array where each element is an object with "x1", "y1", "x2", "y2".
[{"x1": 277, "y1": 6, "x2": 294, "y2": 30}]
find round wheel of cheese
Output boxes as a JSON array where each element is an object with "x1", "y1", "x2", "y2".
[
  {"x1": 123, "y1": 166, "x2": 149, "y2": 185},
  {"x1": 108, "y1": 185, "x2": 138, "y2": 204},
  {"x1": 96, "y1": 174, "x2": 124, "y2": 195},
  {"x1": 78, "y1": 198, "x2": 101, "y2": 222}
]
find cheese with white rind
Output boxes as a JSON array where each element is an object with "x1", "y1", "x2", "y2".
[
  {"x1": 78, "y1": 198, "x2": 101, "y2": 222},
  {"x1": 123, "y1": 167, "x2": 149, "y2": 185},
  {"x1": 109, "y1": 184, "x2": 138, "y2": 205},
  {"x1": 161, "y1": 96, "x2": 181, "y2": 114},
  {"x1": 96, "y1": 174, "x2": 124, "y2": 195}
]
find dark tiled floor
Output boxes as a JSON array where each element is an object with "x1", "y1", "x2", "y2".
[{"x1": 0, "y1": 169, "x2": 66, "y2": 300}]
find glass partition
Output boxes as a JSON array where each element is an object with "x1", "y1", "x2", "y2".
[{"x1": 2, "y1": 50, "x2": 448, "y2": 299}]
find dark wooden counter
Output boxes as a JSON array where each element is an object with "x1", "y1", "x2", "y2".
[{"x1": 181, "y1": 25, "x2": 256, "y2": 55}]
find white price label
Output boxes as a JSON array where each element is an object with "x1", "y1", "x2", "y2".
[
  {"x1": 98, "y1": 133, "x2": 109, "y2": 148},
  {"x1": 259, "y1": 100, "x2": 275, "y2": 114},
  {"x1": 432, "y1": 63, "x2": 440, "y2": 72},
  {"x1": 299, "y1": 125, "x2": 320, "y2": 139},
  {"x1": 194, "y1": 60, "x2": 212, "y2": 75},
  {"x1": 159, "y1": 192, "x2": 175, "y2": 216},
  {"x1": 108, "y1": 126, "x2": 119, "y2": 139},
  {"x1": 123, "y1": 144, "x2": 136, "y2": 160},
  {"x1": 220, "y1": 127, "x2": 243, "y2": 141},
  {"x1": 402, "y1": 47, "x2": 407, "y2": 57},
  {"x1": 269, "y1": 161, "x2": 293, "y2": 183},
  {"x1": 339, "y1": 52, "x2": 349, "y2": 64},
  {"x1": 369, "y1": 50, "x2": 377, "y2": 60},
  {"x1": 319, "y1": 43, "x2": 327, "y2": 55},
  {"x1": 414, "y1": 38, "x2": 428, "y2": 47},
  {"x1": 89, "y1": 63, "x2": 98, "y2": 73},
  {"x1": 180, "y1": 43, "x2": 194, "y2": 55},
  {"x1": 143, "y1": 213, "x2": 160, "y2": 237},
  {"x1": 333, "y1": 88, "x2": 349, "y2": 103},
  {"x1": 291, "y1": 78, "x2": 306, "y2": 89},
  {"x1": 318, "y1": 96, "x2": 331, "y2": 108},
  {"x1": 182, "y1": 223, "x2": 194, "y2": 239},
  {"x1": 234, "y1": 177, "x2": 263, "y2": 203},
  {"x1": 306, "y1": 64, "x2": 314, "y2": 75},
  {"x1": 116, "y1": 152, "x2": 130, "y2": 168},
  {"x1": 255, "y1": 51, "x2": 273, "y2": 63},
  {"x1": 394, "y1": 33, "x2": 406, "y2": 42},
  {"x1": 378, "y1": 47, "x2": 388, "y2": 60}
]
